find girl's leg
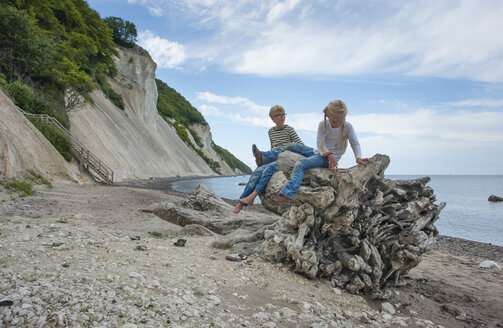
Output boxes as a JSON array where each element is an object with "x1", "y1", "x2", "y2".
[
  {"x1": 285, "y1": 143, "x2": 316, "y2": 157},
  {"x1": 279, "y1": 155, "x2": 328, "y2": 199},
  {"x1": 261, "y1": 143, "x2": 313, "y2": 165}
]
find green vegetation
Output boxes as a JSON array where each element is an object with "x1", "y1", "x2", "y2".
[
  {"x1": 156, "y1": 79, "x2": 251, "y2": 174},
  {"x1": 103, "y1": 16, "x2": 137, "y2": 48},
  {"x1": 156, "y1": 79, "x2": 206, "y2": 126},
  {"x1": 1, "y1": 179, "x2": 34, "y2": 197},
  {"x1": 0, "y1": 170, "x2": 53, "y2": 197},
  {"x1": 28, "y1": 118, "x2": 73, "y2": 161},
  {"x1": 0, "y1": 0, "x2": 124, "y2": 120},
  {"x1": 56, "y1": 218, "x2": 69, "y2": 224},
  {"x1": 135, "y1": 245, "x2": 148, "y2": 251},
  {"x1": 26, "y1": 170, "x2": 53, "y2": 188},
  {"x1": 193, "y1": 288, "x2": 205, "y2": 297},
  {"x1": 0, "y1": 1, "x2": 250, "y2": 175},
  {"x1": 213, "y1": 144, "x2": 252, "y2": 174},
  {"x1": 148, "y1": 231, "x2": 162, "y2": 238}
]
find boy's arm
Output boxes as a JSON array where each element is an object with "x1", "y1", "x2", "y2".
[
  {"x1": 268, "y1": 129, "x2": 274, "y2": 150},
  {"x1": 288, "y1": 126, "x2": 304, "y2": 145}
]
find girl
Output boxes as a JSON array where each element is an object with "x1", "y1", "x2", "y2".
[{"x1": 274, "y1": 100, "x2": 371, "y2": 203}]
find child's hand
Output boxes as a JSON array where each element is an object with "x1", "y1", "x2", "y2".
[
  {"x1": 328, "y1": 155, "x2": 338, "y2": 172},
  {"x1": 356, "y1": 158, "x2": 371, "y2": 165}
]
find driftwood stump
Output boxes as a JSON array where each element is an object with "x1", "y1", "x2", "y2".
[{"x1": 153, "y1": 153, "x2": 445, "y2": 297}]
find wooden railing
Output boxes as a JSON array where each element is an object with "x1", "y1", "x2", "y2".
[{"x1": 22, "y1": 111, "x2": 114, "y2": 185}]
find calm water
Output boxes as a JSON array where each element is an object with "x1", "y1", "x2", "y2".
[{"x1": 171, "y1": 175, "x2": 503, "y2": 246}]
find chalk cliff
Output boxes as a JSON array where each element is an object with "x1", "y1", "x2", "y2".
[
  {"x1": 1, "y1": 46, "x2": 244, "y2": 182},
  {"x1": 68, "y1": 46, "x2": 235, "y2": 181},
  {"x1": 0, "y1": 90, "x2": 76, "y2": 181}
]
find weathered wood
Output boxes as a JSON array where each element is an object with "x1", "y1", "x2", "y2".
[{"x1": 151, "y1": 153, "x2": 445, "y2": 296}]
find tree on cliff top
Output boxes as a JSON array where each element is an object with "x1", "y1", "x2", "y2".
[{"x1": 103, "y1": 16, "x2": 137, "y2": 48}]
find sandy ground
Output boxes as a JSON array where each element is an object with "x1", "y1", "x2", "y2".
[{"x1": 1, "y1": 180, "x2": 502, "y2": 327}]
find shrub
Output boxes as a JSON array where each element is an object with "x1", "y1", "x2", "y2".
[
  {"x1": 28, "y1": 118, "x2": 73, "y2": 161},
  {"x1": 1, "y1": 179, "x2": 34, "y2": 197}
]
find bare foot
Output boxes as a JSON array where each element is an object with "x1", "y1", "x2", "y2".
[
  {"x1": 233, "y1": 202, "x2": 244, "y2": 214},
  {"x1": 273, "y1": 195, "x2": 294, "y2": 203},
  {"x1": 239, "y1": 191, "x2": 258, "y2": 206}
]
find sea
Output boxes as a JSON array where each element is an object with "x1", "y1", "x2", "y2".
[{"x1": 171, "y1": 175, "x2": 503, "y2": 247}]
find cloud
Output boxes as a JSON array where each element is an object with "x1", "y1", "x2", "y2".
[
  {"x1": 196, "y1": 92, "x2": 269, "y2": 113},
  {"x1": 137, "y1": 30, "x2": 187, "y2": 68},
  {"x1": 127, "y1": 0, "x2": 163, "y2": 16},
  {"x1": 445, "y1": 99, "x2": 503, "y2": 108},
  {"x1": 126, "y1": 0, "x2": 503, "y2": 82}
]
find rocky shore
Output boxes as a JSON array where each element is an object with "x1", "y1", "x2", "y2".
[{"x1": 1, "y1": 181, "x2": 502, "y2": 327}]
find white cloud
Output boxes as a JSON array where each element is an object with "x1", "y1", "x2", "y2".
[
  {"x1": 446, "y1": 99, "x2": 503, "y2": 108},
  {"x1": 127, "y1": 0, "x2": 503, "y2": 82},
  {"x1": 199, "y1": 104, "x2": 223, "y2": 116},
  {"x1": 196, "y1": 92, "x2": 269, "y2": 113},
  {"x1": 137, "y1": 30, "x2": 187, "y2": 68}
]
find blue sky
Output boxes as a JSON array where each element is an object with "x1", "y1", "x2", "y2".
[{"x1": 88, "y1": 0, "x2": 503, "y2": 175}]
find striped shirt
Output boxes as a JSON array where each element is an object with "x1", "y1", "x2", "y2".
[{"x1": 268, "y1": 125, "x2": 303, "y2": 150}]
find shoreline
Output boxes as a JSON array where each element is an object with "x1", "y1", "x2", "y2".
[{"x1": 116, "y1": 175, "x2": 503, "y2": 252}]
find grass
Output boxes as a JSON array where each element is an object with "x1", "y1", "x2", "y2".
[
  {"x1": 0, "y1": 171, "x2": 53, "y2": 198},
  {"x1": 148, "y1": 231, "x2": 162, "y2": 238},
  {"x1": 26, "y1": 170, "x2": 53, "y2": 188},
  {"x1": 135, "y1": 245, "x2": 148, "y2": 251},
  {"x1": 1, "y1": 179, "x2": 34, "y2": 197},
  {"x1": 55, "y1": 218, "x2": 69, "y2": 224},
  {"x1": 193, "y1": 288, "x2": 205, "y2": 297}
]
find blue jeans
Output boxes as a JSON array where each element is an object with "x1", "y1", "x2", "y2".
[
  {"x1": 261, "y1": 143, "x2": 315, "y2": 164},
  {"x1": 280, "y1": 154, "x2": 329, "y2": 199},
  {"x1": 240, "y1": 144, "x2": 316, "y2": 199},
  {"x1": 239, "y1": 164, "x2": 268, "y2": 198},
  {"x1": 255, "y1": 161, "x2": 278, "y2": 194}
]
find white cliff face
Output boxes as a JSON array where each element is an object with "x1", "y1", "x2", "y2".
[
  {"x1": 0, "y1": 89, "x2": 75, "y2": 181},
  {"x1": 68, "y1": 46, "x2": 217, "y2": 181},
  {"x1": 188, "y1": 123, "x2": 238, "y2": 175}
]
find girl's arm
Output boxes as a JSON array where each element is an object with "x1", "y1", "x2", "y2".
[
  {"x1": 347, "y1": 123, "x2": 370, "y2": 164},
  {"x1": 316, "y1": 120, "x2": 325, "y2": 153},
  {"x1": 346, "y1": 122, "x2": 362, "y2": 159}
]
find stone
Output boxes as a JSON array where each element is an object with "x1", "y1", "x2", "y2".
[
  {"x1": 381, "y1": 302, "x2": 396, "y2": 315},
  {"x1": 478, "y1": 260, "x2": 502, "y2": 270},
  {"x1": 488, "y1": 195, "x2": 503, "y2": 202}
]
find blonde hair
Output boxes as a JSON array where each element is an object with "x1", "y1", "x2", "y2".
[
  {"x1": 320, "y1": 100, "x2": 348, "y2": 154},
  {"x1": 269, "y1": 105, "x2": 285, "y2": 118}
]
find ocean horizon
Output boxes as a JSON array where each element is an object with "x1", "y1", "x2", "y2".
[{"x1": 171, "y1": 174, "x2": 503, "y2": 247}]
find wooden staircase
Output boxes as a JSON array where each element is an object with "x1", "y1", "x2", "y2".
[{"x1": 22, "y1": 111, "x2": 114, "y2": 185}]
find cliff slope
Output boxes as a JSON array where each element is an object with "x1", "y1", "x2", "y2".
[
  {"x1": 68, "y1": 47, "x2": 218, "y2": 181},
  {"x1": 0, "y1": 89, "x2": 75, "y2": 181}
]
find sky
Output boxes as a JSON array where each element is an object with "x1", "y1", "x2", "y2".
[{"x1": 88, "y1": 0, "x2": 503, "y2": 175}]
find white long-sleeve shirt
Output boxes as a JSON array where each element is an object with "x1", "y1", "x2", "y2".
[{"x1": 315, "y1": 120, "x2": 362, "y2": 161}]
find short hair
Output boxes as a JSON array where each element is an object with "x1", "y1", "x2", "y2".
[{"x1": 269, "y1": 105, "x2": 285, "y2": 118}]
